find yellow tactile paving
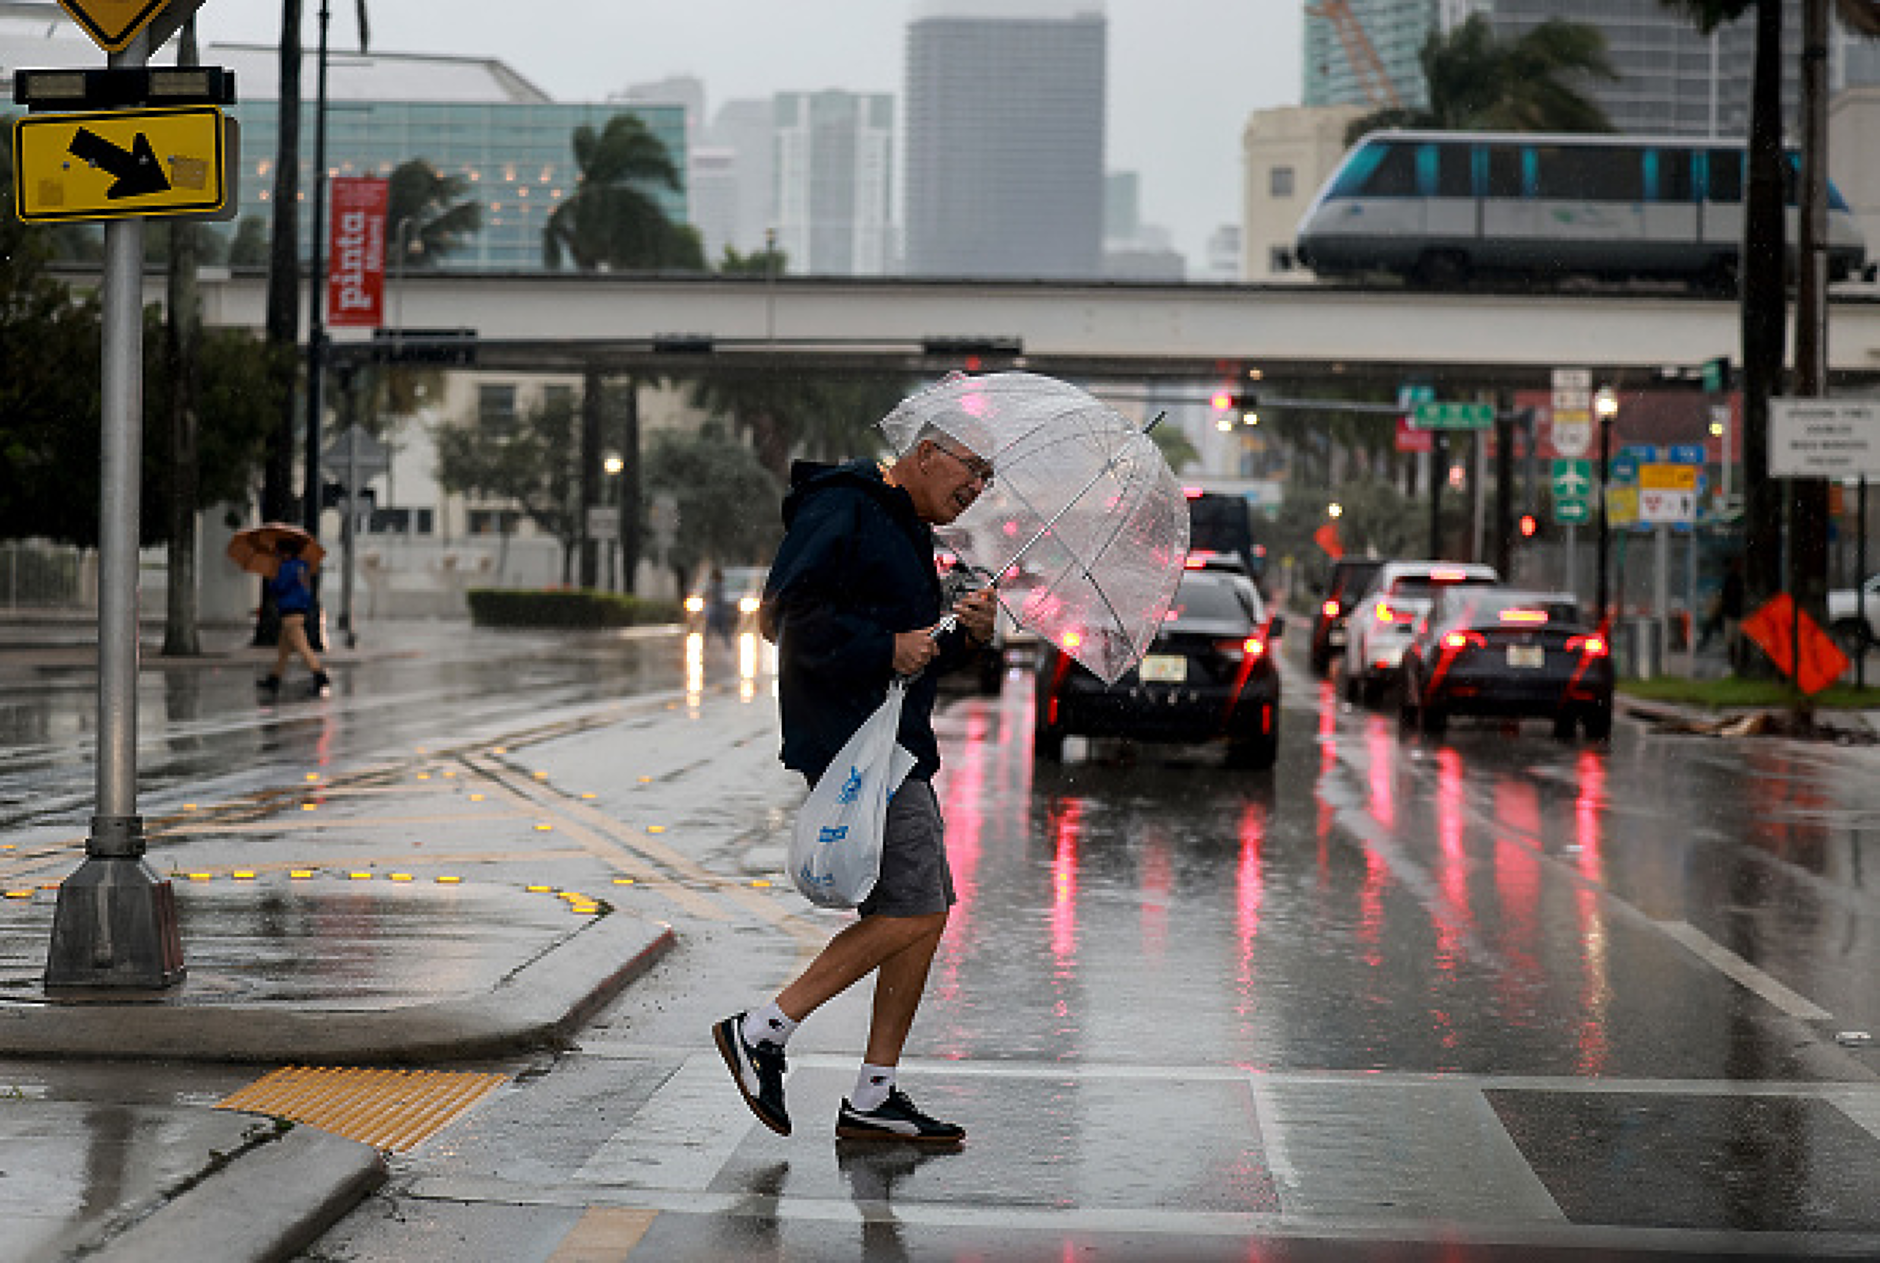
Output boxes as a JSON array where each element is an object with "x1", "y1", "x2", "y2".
[
  {"x1": 216, "y1": 1065, "x2": 506, "y2": 1152},
  {"x1": 546, "y1": 1207, "x2": 658, "y2": 1261}
]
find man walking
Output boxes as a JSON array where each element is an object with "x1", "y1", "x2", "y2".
[{"x1": 715, "y1": 425, "x2": 997, "y2": 1145}]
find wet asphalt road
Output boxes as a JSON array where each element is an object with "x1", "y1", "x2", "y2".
[{"x1": 5, "y1": 622, "x2": 1880, "y2": 1260}]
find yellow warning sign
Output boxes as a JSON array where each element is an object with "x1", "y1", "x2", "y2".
[
  {"x1": 55, "y1": 0, "x2": 173, "y2": 52},
  {"x1": 13, "y1": 105, "x2": 231, "y2": 223}
]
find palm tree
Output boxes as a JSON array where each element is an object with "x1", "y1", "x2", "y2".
[
  {"x1": 543, "y1": 115, "x2": 706, "y2": 272},
  {"x1": 386, "y1": 159, "x2": 482, "y2": 267},
  {"x1": 1345, "y1": 15, "x2": 1617, "y2": 143}
]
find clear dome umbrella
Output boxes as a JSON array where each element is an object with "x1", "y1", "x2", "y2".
[{"x1": 881, "y1": 372, "x2": 1191, "y2": 686}]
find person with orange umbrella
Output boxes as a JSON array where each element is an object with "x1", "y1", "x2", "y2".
[{"x1": 259, "y1": 535, "x2": 331, "y2": 698}]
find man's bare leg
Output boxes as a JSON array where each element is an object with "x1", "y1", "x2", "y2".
[{"x1": 776, "y1": 911, "x2": 947, "y2": 1025}]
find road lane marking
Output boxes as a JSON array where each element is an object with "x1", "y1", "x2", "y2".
[
  {"x1": 1654, "y1": 920, "x2": 1833, "y2": 1020},
  {"x1": 546, "y1": 1207, "x2": 657, "y2": 1261}
]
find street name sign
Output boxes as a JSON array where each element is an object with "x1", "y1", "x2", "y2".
[
  {"x1": 1769, "y1": 398, "x2": 1880, "y2": 478},
  {"x1": 13, "y1": 105, "x2": 232, "y2": 222},
  {"x1": 1412, "y1": 402, "x2": 1494, "y2": 430}
]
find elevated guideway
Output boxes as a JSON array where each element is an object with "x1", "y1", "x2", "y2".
[{"x1": 157, "y1": 270, "x2": 1880, "y2": 392}]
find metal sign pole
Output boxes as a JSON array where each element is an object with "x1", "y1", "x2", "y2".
[{"x1": 45, "y1": 28, "x2": 185, "y2": 989}]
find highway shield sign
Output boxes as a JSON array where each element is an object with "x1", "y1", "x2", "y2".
[{"x1": 14, "y1": 105, "x2": 232, "y2": 222}]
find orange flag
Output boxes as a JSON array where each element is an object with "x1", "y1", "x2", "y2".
[
  {"x1": 1740, "y1": 593, "x2": 1850, "y2": 695},
  {"x1": 1313, "y1": 522, "x2": 1344, "y2": 559}
]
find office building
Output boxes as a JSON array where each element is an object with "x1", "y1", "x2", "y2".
[
  {"x1": 1241, "y1": 104, "x2": 1365, "y2": 282},
  {"x1": 1300, "y1": 0, "x2": 1880, "y2": 139},
  {"x1": 904, "y1": 1, "x2": 1107, "y2": 279},
  {"x1": 774, "y1": 91, "x2": 894, "y2": 276}
]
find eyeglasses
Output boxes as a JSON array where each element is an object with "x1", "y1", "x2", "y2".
[{"x1": 931, "y1": 443, "x2": 995, "y2": 487}]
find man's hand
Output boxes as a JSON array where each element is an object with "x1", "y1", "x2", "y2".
[
  {"x1": 892, "y1": 628, "x2": 942, "y2": 675},
  {"x1": 954, "y1": 589, "x2": 997, "y2": 645}
]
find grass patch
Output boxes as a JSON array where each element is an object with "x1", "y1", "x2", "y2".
[{"x1": 1620, "y1": 675, "x2": 1880, "y2": 711}]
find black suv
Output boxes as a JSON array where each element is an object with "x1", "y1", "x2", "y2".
[{"x1": 1308, "y1": 557, "x2": 1384, "y2": 677}]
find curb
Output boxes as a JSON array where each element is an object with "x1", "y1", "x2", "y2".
[
  {"x1": 0, "y1": 912, "x2": 676, "y2": 1065},
  {"x1": 88, "y1": 1125, "x2": 387, "y2": 1263}
]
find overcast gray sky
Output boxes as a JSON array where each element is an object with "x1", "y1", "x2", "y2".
[{"x1": 196, "y1": 1, "x2": 1305, "y2": 263}]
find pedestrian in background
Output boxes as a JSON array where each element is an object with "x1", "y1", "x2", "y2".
[
  {"x1": 714, "y1": 425, "x2": 996, "y2": 1146},
  {"x1": 705, "y1": 566, "x2": 734, "y2": 644},
  {"x1": 1719, "y1": 554, "x2": 1746, "y2": 673},
  {"x1": 260, "y1": 537, "x2": 331, "y2": 698}
]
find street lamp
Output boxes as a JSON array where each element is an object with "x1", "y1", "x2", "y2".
[
  {"x1": 603, "y1": 453, "x2": 624, "y2": 591},
  {"x1": 1593, "y1": 386, "x2": 1619, "y2": 629}
]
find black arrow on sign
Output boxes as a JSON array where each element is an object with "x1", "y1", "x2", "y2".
[{"x1": 68, "y1": 128, "x2": 171, "y2": 199}]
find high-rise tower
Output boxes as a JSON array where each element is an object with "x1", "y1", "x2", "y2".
[{"x1": 904, "y1": 1, "x2": 1107, "y2": 279}]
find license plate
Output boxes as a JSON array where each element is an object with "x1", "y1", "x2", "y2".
[
  {"x1": 1328, "y1": 629, "x2": 1346, "y2": 646},
  {"x1": 1507, "y1": 645, "x2": 1545, "y2": 669},
  {"x1": 1139, "y1": 654, "x2": 1187, "y2": 683}
]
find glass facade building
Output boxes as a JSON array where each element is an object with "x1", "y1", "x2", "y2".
[{"x1": 228, "y1": 99, "x2": 690, "y2": 271}]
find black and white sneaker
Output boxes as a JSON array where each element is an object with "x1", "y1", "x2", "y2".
[
  {"x1": 835, "y1": 1088, "x2": 965, "y2": 1146},
  {"x1": 713, "y1": 1013, "x2": 791, "y2": 1136}
]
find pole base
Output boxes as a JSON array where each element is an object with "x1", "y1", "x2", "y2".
[{"x1": 45, "y1": 856, "x2": 187, "y2": 990}]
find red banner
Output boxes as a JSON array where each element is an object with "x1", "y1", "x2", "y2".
[{"x1": 326, "y1": 176, "x2": 388, "y2": 328}]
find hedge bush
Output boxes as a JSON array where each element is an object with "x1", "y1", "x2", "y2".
[{"x1": 466, "y1": 588, "x2": 684, "y2": 629}]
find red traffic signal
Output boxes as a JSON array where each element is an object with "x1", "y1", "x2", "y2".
[
  {"x1": 1210, "y1": 390, "x2": 1234, "y2": 411},
  {"x1": 1518, "y1": 513, "x2": 1539, "y2": 538}
]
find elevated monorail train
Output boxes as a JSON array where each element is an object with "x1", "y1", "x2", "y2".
[{"x1": 1293, "y1": 130, "x2": 1869, "y2": 290}]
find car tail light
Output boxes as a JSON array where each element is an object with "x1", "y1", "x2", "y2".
[
  {"x1": 1322, "y1": 598, "x2": 1340, "y2": 618},
  {"x1": 1373, "y1": 602, "x2": 1397, "y2": 624},
  {"x1": 1499, "y1": 608, "x2": 1548, "y2": 624},
  {"x1": 1215, "y1": 636, "x2": 1265, "y2": 662},
  {"x1": 1442, "y1": 631, "x2": 1485, "y2": 650},
  {"x1": 1567, "y1": 634, "x2": 1609, "y2": 658}
]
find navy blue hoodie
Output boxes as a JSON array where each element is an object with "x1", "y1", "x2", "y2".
[{"x1": 761, "y1": 459, "x2": 979, "y2": 784}]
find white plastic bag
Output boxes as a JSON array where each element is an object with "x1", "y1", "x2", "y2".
[{"x1": 788, "y1": 679, "x2": 919, "y2": 909}]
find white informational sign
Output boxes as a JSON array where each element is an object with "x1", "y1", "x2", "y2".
[
  {"x1": 1639, "y1": 488, "x2": 1696, "y2": 524},
  {"x1": 1551, "y1": 411, "x2": 1592, "y2": 457},
  {"x1": 586, "y1": 506, "x2": 620, "y2": 540},
  {"x1": 1769, "y1": 399, "x2": 1880, "y2": 478}
]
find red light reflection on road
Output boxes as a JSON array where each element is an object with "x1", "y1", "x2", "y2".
[
  {"x1": 1366, "y1": 719, "x2": 1395, "y2": 830},
  {"x1": 939, "y1": 711, "x2": 989, "y2": 955},
  {"x1": 1141, "y1": 830, "x2": 1171, "y2": 963},
  {"x1": 1492, "y1": 776, "x2": 1544, "y2": 1014},
  {"x1": 1573, "y1": 748, "x2": 1611, "y2": 1075},
  {"x1": 1048, "y1": 797, "x2": 1082, "y2": 983},
  {"x1": 1433, "y1": 747, "x2": 1471, "y2": 970},
  {"x1": 1235, "y1": 799, "x2": 1267, "y2": 1015}
]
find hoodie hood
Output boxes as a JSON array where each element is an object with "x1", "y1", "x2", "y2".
[{"x1": 782, "y1": 458, "x2": 911, "y2": 530}]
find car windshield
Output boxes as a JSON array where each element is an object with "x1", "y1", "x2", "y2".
[
  {"x1": 1442, "y1": 591, "x2": 1581, "y2": 629},
  {"x1": 1168, "y1": 576, "x2": 1259, "y2": 626}
]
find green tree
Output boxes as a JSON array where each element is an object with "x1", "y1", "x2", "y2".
[
  {"x1": 1150, "y1": 423, "x2": 1201, "y2": 474},
  {"x1": 644, "y1": 422, "x2": 784, "y2": 591},
  {"x1": 689, "y1": 374, "x2": 910, "y2": 481},
  {"x1": 434, "y1": 393, "x2": 582, "y2": 581},
  {"x1": 719, "y1": 243, "x2": 788, "y2": 276},
  {"x1": 1346, "y1": 14, "x2": 1617, "y2": 142},
  {"x1": 543, "y1": 115, "x2": 706, "y2": 271},
  {"x1": 386, "y1": 158, "x2": 481, "y2": 267},
  {"x1": 228, "y1": 215, "x2": 270, "y2": 267}
]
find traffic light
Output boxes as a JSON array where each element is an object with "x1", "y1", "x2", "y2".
[
  {"x1": 1210, "y1": 391, "x2": 1260, "y2": 425},
  {"x1": 1518, "y1": 513, "x2": 1539, "y2": 539}
]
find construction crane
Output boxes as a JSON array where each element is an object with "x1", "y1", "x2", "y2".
[{"x1": 1307, "y1": 0, "x2": 1403, "y2": 111}]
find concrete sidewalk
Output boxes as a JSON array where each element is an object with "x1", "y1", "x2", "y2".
[{"x1": 0, "y1": 614, "x2": 687, "y2": 1262}]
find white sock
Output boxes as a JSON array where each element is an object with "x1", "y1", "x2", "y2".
[
  {"x1": 850, "y1": 1063, "x2": 896, "y2": 1112},
  {"x1": 741, "y1": 1002, "x2": 797, "y2": 1049}
]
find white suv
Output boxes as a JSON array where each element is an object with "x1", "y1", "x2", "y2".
[{"x1": 1343, "y1": 560, "x2": 1500, "y2": 706}]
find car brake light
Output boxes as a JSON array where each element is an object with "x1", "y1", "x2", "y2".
[
  {"x1": 1322, "y1": 599, "x2": 1340, "y2": 618},
  {"x1": 1373, "y1": 602, "x2": 1396, "y2": 624},
  {"x1": 1431, "y1": 568, "x2": 1469, "y2": 581},
  {"x1": 1063, "y1": 631, "x2": 1083, "y2": 648},
  {"x1": 1499, "y1": 608, "x2": 1548, "y2": 624},
  {"x1": 1442, "y1": 631, "x2": 1485, "y2": 650},
  {"x1": 1567, "y1": 634, "x2": 1609, "y2": 657},
  {"x1": 1215, "y1": 636, "x2": 1264, "y2": 661},
  {"x1": 1184, "y1": 553, "x2": 1208, "y2": 569}
]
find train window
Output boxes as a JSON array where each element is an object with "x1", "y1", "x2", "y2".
[
  {"x1": 1432, "y1": 144, "x2": 1471, "y2": 197},
  {"x1": 1653, "y1": 149, "x2": 1695, "y2": 203},
  {"x1": 1535, "y1": 146, "x2": 1641, "y2": 202},
  {"x1": 1358, "y1": 143, "x2": 1418, "y2": 197},
  {"x1": 1486, "y1": 146, "x2": 1524, "y2": 198},
  {"x1": 1705, "y1": 150, "x2": 1743, "y2": 203}
]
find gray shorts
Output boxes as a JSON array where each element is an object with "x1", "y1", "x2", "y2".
[{"x1": 858, "y1": 779, "x2": 955, "y2": 919}]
